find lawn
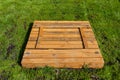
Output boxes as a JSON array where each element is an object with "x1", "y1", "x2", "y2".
[{"x1": 0, "y1": 0, "x2": 120, "y2": 80}]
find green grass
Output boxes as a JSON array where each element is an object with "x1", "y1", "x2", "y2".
[{"x1": 0, "y1": 0, "x2": 120, "y2": 80}]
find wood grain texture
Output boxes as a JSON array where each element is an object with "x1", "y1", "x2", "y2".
[
  {"x1": 21, "y1": 21, "x2": 104, "y2": 68},
  {"x1": 33, "y1": 21, "x2": 91, "y2": 27},
  {"x1": 23, "y1": 49, "x2": 102, "y2": 58},
  {"x1": 79, "y1": 27, "x2": 98, "y2": 48}
]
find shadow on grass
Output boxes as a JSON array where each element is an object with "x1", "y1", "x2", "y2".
[{"x1": 17, "y1": 23, "x2": 33, "y2": 66}]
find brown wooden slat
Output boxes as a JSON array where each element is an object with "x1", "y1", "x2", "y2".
[
  {"x1": 26, "y1": 41, "x2": 36, "y2": 48},
  {"x1": 38, "y1": 41, "x2": 82, "y2": 45},
  {"x1": 87, "y1": 41, "x2": 98, "y2": 45},
  {"x1": 30, "y1": 32, "x2": 39, "y2": 36},
  {"x1": 23, "y1": 49, "x2": 102, "y2": 58},
  {"x1": 22, "y1": 63, "x2": 84, "y2": 68},
  {"x1": 36, "y1": 44, "x2": 83, "y2": 49},
  {"x1": 84, "y1": 37, "x2": 96, "y2": 41},
  {"x1": 43, "y1": 29, "x2": 79, "y2": 32},
  {"x1": 25, "y1": 49, "x2": 101, "y2": 53},
  {"x1": 40, "y1": 37, "x2": 81, "y2": 41},
  {"x1": 83, "y1": 29, "x2": 92, "y2": 32},
  {"x1": 42, "y1": 34, "x2": 80, "y2": 38},
  {"x1": 40, "y1": 27, "x2": 43, "y2": 37},
  {"x1": 79, "y1": 27, "x2": 88, "y2": 48},
  {"x1": 22, "y1": 58, "x2": 104, "y2": 63},
  {"x1": 88, "y1": 45, "x2": 99, "y2": 48},
  {"x1": 31, "y1": 28, "x2": 39, "y2": 32},
  {"x1": 43, "y1": 31, "x2": 79, "y2": 35},
  {"x1": 33, "y1": 21, "x2": 91, "y2": 27},
  {"x1": 22, "y1": 58, "x2": 104, "y2": 68},
  {"x1": 22, "y1": 62, "x2": 104, "y2": 68},
  {"x1": 84, "y1": 32, "x2": 95, "y2": 37},
  {"x1": 34, "y1": 21, "x2": 90, "y2": 24},
  {"x1": 23, "y1": 54, "x2": 101, "y2": 59},
  {"x1": 79, "y1": 27, "x2": 98, "y2": 48},
  {"x1": 29, "y1": 30, "x2": 39, "y2": 40},
  {"x1": 44, "y1": 27, "x2": 78, "y2": 29},
  {"x1": 29, "y1": 36, "x2": 38, "y2": 40}
]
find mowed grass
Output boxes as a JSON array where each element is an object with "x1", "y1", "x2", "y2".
[{"x1": 0, "y1": 0, "x2": 120, "y2": 80}]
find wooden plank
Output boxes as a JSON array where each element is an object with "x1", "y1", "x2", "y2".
[
  {"x1": 34, "y1": 21, "x2": 90, "y2": 24},
  {"x1": 26, "y1": 41, "x2": 36, "y2": 48},
  {"x1": 83, "y1": 29, "x2": 92, "y2": 32},
  {"x1": 38, "y1": 41, "x2": 82, "y2": 45},
  {"x1": 79, "y1": 27, "x2": 88, "y2": 48},
  {"x1": 43, "y1": 29, "x2": 79, "y2": 32},
  {"x1": 22, "y1": 62, "x2": 104, "y2": 68},
  {"x1": 29, "y1": 33, "x2": 38, "y2": 37},
  {"x1": 30, "y1": 32, "x2": 39, "y2": 35},
  {"x1": 40, "y1": 37, "x2": 81, "y2": 41},
  {"x1": 84, "y1": 31, "x2": 95, "y2": 38},
  {"x1": 23, "y1": 53, "x2": 101, "y2": 59},
  {"x1": 44, "y1": 27, "x2": 78, "y2": 29},
  {"x1": 36, "y1": 44, "x2": 83, "y2": 49},
  {"x1": 31, "y1": 28, "x2": 39, "y2": 32},
  {"x1": 40, "y1": 27, "x2": 43, "y2": 37},
  {"x1": 84, "y1": 37, "x2": 96, "y2": 41},
  {"x1": 42, "y1": 34, "x2": 80, "y2": 38},
  {"x1": 29, "y1": 30, "x2": 39, "y2": 40},
  {"x1": 84, "y1": 31, "x2": 94, "y2": 36},
  {"x1": 79, "y1": 27, "x2": 98, "y2": 48},
  {"x1": 81, "y1": 27, "x2": 91, "y2": 29},
  {"x1": 22, "y1": 63, "x2": 84, "y2": 68},
  {"x1": 22, "y1": 58, "x2": 104, "y2": 63},
  {"x1": 23, "y1": 49, "x2": 102, "y2": 58},
  {"x1": 29, "y1": 35, "x2": 38, "y2": 40},
  {"x1": 29, "y1": 32, "x2": 38, "y2": 40},
  {"x1": 88, "y1": 45, "x2": 99, "y2": 48},
  {"x1": 43, "y1": 31, "x2": 79, "y2": 35},
  {"x1": 87, "y1": 41, "x2": 98, "y2": 45},
  {"x1": 24, "y1": 49, "x2": 101, "y2": 53},
  {"x1": 33, "y1": 21, "x2": 91, "y2": 27}
]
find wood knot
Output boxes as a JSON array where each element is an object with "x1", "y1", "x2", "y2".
[
  {"x1": 95, "y1": 51, "x2": 99, "y2": 54},
  {"x1": 52, "y1": 54, "x2": 56, "y2": 56},
  {"x1": 25, "y1": 52, "x2": 30, "y2": 55},
  {"x1": 34, "y1": 25, "x2": 37, "y2": 27}
]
